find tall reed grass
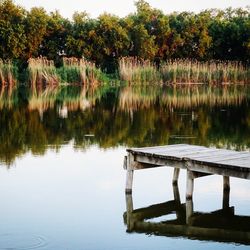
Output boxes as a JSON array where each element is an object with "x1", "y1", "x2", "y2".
[
  {"x1": 0, "y1": 59, "x2": 17, "y2": 87},
  {"x1": 28, "y1": 57, "x2": 59, "y2": 93},
  {"x1": 119, "y1": 57, "x2": 161, "y2": 83},
  {"x1": 58, "y1": 57, "x2": 103, "y2": 85},
  {"x1": 118, "y1": 57, "x2": 249, "y2": 84},
  {"x1": 161, "y1": 60, "x2": 249, "y2": 84},
  {"x1": 0, "y1": 59, "x2": 18, "y2": 109}
]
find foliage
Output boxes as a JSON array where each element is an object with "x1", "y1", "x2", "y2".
[
  {"x1": 0, "y1": 0, "x2": 249, "y2": 73},
  {"x1": 0, "y1": 0, "x2": 26, "y2": 59}
]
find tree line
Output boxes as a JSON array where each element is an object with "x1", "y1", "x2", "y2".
[{"x1": 0, "y1": 0, "x2": 249, "y2": 71}]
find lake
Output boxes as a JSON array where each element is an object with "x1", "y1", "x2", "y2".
[{"x1": 0, "y1": 84, "x2": 249, "y2": 249}]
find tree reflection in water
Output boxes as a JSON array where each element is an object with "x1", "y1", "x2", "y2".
[{"x1": 0, "y1": 84, "x2": 249, "y2": 165}]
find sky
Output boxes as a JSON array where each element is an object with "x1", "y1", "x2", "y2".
[{"x1": 14, "y1": 0, "x2": 249, "y2": 19}]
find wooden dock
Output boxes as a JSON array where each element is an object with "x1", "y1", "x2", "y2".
[
  {"x1": 124, "y1": 144, "x2": 250, "y2": 244},
  {"x1": 124, "y1": 144, "x2": 250, "y2": 197}
]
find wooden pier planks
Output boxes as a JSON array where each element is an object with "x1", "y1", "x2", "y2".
[
  {"x1": 124, "y1": 144, "x2": 250, "y2": 244},
  {"x1": 125, "y1": 144, "x2": 250, "y2": 194},
  {"x1": 127, "y1": 144, "x2": 250, "y2": 170}
]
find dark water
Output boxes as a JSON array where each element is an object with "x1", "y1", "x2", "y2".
[{"x1": 0, "y1": 84, "x2": 249, "y2": 249}]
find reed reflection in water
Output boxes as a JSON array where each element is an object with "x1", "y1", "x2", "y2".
[
  {"x1": 119, "y1": 85, "x2": 249, "y2": 112},
  {"x1": 0, "y1": 84, "x2": 249, "y2": 165}
]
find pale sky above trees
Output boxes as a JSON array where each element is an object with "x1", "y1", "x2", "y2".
[{"x1": 14, "y1": 0, "x2": 249, "y2": 18}]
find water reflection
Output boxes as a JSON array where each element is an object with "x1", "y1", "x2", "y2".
[
  {"x1": 0, "y1": 84, "x2": 249, "y2": 165},
  {"x1": 0, "y1": 83, "x2": 18, "y2": 110},
  {"x1": 119, "y1": 85, "x2": 249, "y2": 112},
  {"x1": 124, "y1": 181, "x2": 250, "y2": 245},
  {"x1": 28, "y1": 84, "x2": 104, "y2": 119}
]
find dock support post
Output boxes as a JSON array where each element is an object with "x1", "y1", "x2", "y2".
[
  {"x1": 173, "y1": 182, "x2": 181, "y2": 204},
  {"x1": 126, "y1": 170, "x2": 134, "y2": 194},
  {"x1": 186, "y1": 198, "x2": 194, "y2": 225},
  {"x1": 223, "y1": 176, "x2": 230, "y2": 209},
  {"x1": 125, "y1": 153, "x2": 135, "y2": 194},
  {"x1": 172, "y1": 168, "x2": 180, "y2": 185},
  {"x1": 186, "y1": 169, "x2": 194, "y2": 224},
  {"x1": 186, "y1": 170, "x2": 194, "y2": 200}
]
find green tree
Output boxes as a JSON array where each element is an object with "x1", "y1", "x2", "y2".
[
  {"x1": 95, "y1": 13, "x2": 130, "y2": 70},
  {"x1": 0, "y1": 0, "x2": 26, "y2": 59},
  {"x1": 24, "y1": 7, "x2": 49, "y2": 59},
  {"x1": 169, "y1": 11, "x2": 212, "y2": 59},
  {"x1": 39, "y1": 11, "x2": 70, "y2": 63},
  {"x1": 208, "y1": 7, "x2": 250, "y2": 60},
  {"x1": 65, "y1": 11, "x2": 90, "y2": 58}
]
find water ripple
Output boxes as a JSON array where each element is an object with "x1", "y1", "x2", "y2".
[{"x1": 0, "y1": 233, "x2": 49, "y2": 250}]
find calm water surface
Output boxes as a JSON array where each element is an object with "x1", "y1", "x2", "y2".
[{"x1": 0, "y1": 84, "x2": 249, "y2": 249}]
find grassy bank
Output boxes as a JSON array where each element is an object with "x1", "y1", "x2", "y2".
[
  {"x1": 119, "y1": 57, "x2": 249, "y2": 84},
  {"x1": 57, "y1": 57, "x2": 104, "y2": 85},
  {"x1": 0, "y1": 60, "x2": 18, "y2": 109},
  {"x1": 161, "y1": 60, "x2": 248, "y2": 84},
  {"x1": 28, "y1": 57, "x2": 108, "y2": 87},
  {"x1": 0, "y1": 59, "x2": 17, "y2": 87},
  {"x1": 28, "y1": 57, "x2": 59, "y2": 94},
  {"x1": 119, "y1": 57, "x2": 161, "y2": 83},
  {"x1": 0, "y1": 57, "x2": 249, "y2": 86}
]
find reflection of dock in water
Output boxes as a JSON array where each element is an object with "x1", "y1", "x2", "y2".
[
  {"x1": 124, "y1": 183, "x2": 250, "y2": 244},
  {"x1": 124, "y1": 144, "x2": 250, "y2": 244}
]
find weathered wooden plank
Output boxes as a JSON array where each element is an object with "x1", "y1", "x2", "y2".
[
  {"x1": 158, "y1": 149, "x2": 220, "y2": 158},
  {"x1": 187, "y1": 161, "x2": 250, "y2": 179},
  {"x1": 190, "y1": 157, "x2": 250, "y2": 170},
  {"x1": 127, "y1": 144, "x2": 188, "y2": 151},
  {"x1": 129, "y1": 144, "x2": 204, "y2": 154},
  {"x1": 130, "y1": 153, "x2": 250, "y2": 172},
  {"x1": 127, "y1": 144, "x2": 188, "y2": 153},
  {"x1": 134, "y1": 154, "x2": 186, "y2": 169},
  {"x1": 160, "y1": 147, "x2": 217, "y2": 154},
  {"x1": 191, "y1": 151, "x2": 249, "y2": 158},
  {"x1": 164, "y1": 149, "x2": 249, "y2": 161},
  {"x1": 191, "y1": 154, "x2": 250, "y2": 164},
  {"x1": 151, "y1": 145, "x2": 205, "y2": 154},
  {"x1": 216, "y1": 158, "x2": 250, "y2": 169},
  {"x1": 133, "y1": 151, "x2": 249, "y2": 166},
  {"x1": 130, "y1": 145, "x2": 248, "y2": 163}
]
